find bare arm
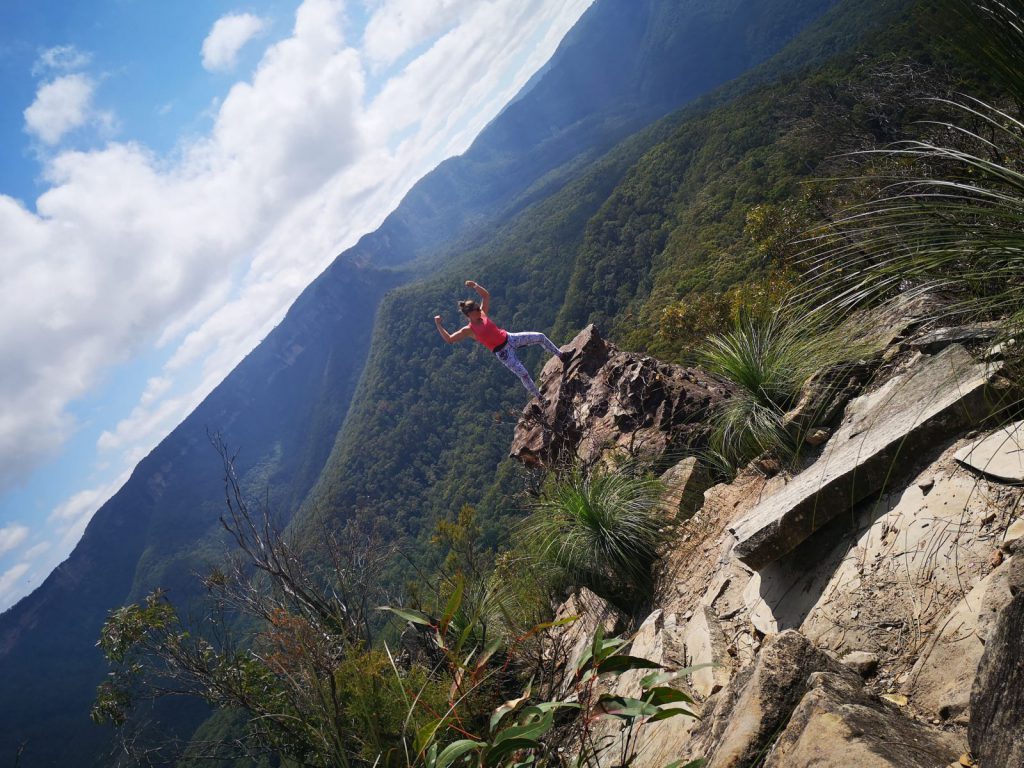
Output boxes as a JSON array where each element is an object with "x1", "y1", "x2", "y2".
[
  {"x1": 434, "y1": 315, "x2": 473, "y2": 344},
  {"x1": 465, "y1": 280, "x2": 490, "y2": 313}
]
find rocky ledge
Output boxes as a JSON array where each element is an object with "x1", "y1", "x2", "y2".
[{"x1": 510, "y1": 324, "x2": 731, "y2": 467}]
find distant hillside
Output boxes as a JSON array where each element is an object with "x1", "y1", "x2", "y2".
[
  {"x1": 0, "y1": 0, "x2": 851, "y2": 764},
  {"x1": 294, "y1": 0, "x2": 931, "y2": 584}
]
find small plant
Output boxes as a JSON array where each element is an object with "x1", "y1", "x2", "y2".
[{"x1": 519, "y1": 464, "x2": 668, "y2": 615}]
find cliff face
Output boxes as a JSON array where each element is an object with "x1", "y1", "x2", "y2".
[{"x1": 520, "y1": 318, "x2": 1024, "y2": 767}]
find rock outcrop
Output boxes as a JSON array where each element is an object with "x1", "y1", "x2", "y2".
[{"x1": 510, "y1": 325, "x2": 731, "y2": 467}]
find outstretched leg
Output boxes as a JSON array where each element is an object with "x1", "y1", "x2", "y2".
[
  {"x1": 495, "y1": 346, "x2": 542, "y2": 398},
  {"x1": 506, "y1": 331, "x2": 561, "y2": 357}
]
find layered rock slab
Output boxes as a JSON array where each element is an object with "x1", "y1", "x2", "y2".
[
  {"x1": 731, "y1": 344, "x2": 1001, "y2": 569},
  {"x1": 955, "y1": 418, "x2": 1024, "y2": 484}
]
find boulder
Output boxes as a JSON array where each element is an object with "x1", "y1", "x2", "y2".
[
  {"x1": 510, "y1": 325, "x2": 730, "y2": 467},
  {"x1": 731, "y1": 344, "x2": 1003, "y2": 569},
  {"x1": 762, "y1": 671, "x2": 963, "y2": 767},
  {"x1": 908, "y1": 555, "x2": 1022, "y2": 720},
  {"x1": 694, "y1": 630, "x2": 858, "y2": 768},
  {"x1": 969, "y1": 563, "x2": 1024, "y2": 768},
  {"x1": 840, "y1": 651, "x2": 880, "y2": 678},
  {"x1": 955, "y1": 419, "x2": 1024, "y2": 484},
  {"x1": 782, "y1": 358, "x2": 879, "y2": 438},
  {"x1": 587, "y1": 609, "x2": 702, "y2": 768},
  {"x1": 681, "y1": 606, "x2": 733, "y2": 697},
  {"x1": 909, "y1": 323, "x2": 1000, "y2": 354},
  {"x1": 659, "y1": 457, "x2": 711, "y2": 520}
]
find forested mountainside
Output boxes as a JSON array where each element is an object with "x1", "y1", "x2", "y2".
[
  {"x1": 296, "y1": 0, "x2": 947, "y2": 584},
  {"x1": 0, "y1": 0, "x2": 856, "y2": 764}
]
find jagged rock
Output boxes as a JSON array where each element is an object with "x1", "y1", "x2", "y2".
[
  {"x1": 692, "y1": 630, "x2": 859, "y2": 768},
  {"x1": 659, "y1": 457, "x2": 711, "y2": 520},
  {"x1": 1004, "y1": 518, "x2": 1024, "y2": 549},
  {"x1": 782, "y1": 358, "x2": 879, "y2": 438},
  {"x1": 762, "y1": 671, "x2": 963, "y2": 767},
  {"x1": 969, "y1": 568, "x2": 1024, "y2": 768},
  {"x1": 908, "y1": 555, "x2": 1022, "y2": 720},
  {"x1": 841, "y1": 650, "x2": 880, "y2": 678},
  {"x1": 731, "y1": 344, "x2": 1003, "y2": 569},
  {"x1": 510, "y1": 325, "x2": 730, "y2": 467},
  {"x1": 955, "y1": 419, "x2": 1024, "y2": 484}
]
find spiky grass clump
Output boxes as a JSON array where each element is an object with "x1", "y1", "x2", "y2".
[
  {"x1": 521, "y1": 465, "x2": 667, "y2": 614},
  {"x1": 698, "y1": 310, "x2": 878, "y2": 472},
  {"x1": 799, "y1": 0, "x2": 1024, "y2": 365}
]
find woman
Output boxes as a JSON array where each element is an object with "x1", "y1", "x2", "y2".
[{"x1": 434, "y1": 280, "x2": 565, "y2": 399}]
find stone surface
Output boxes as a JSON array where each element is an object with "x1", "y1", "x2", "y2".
[
  {"x1": 694, "y1": 630, "x2": 858, "y2": 768},
  {"x1": 841, "y1": 650, "x2": 880, "y2": 678},
  {"x1": 659, "y1": 457, "x2": 711, "y2": 520},
  {"x1": 969, "y1": 569, "x2": 1024, "y2": 768},
  {"x1": 762, "y1": 671, "x2": 963, "y2": 767},
  {"x1": 1005, "y1": 517, "x2": 1024, "y2": 548},
  {"x1": 955, "y1": 419, "x2": 1024, "y2": 484},
  {"x1": 510, "y1": 325, "x2": 730, "y2": 467},
  {"x1": 731, "y1": 344, "x2": 1001, "y2": 569},
  {"x1": 590, "y1": 609, "x2": 702, "y2": 768},
  {"x1": 546, "y1": 588, "x2": 622, "y2": 697},
  {"x1": 909, "y1": 324, "x2": 1000, "y2": 354},
  {"x1": 908, "y1": 555, "x2": 1022, "y2": 720},
  {"x1": 681, "y1": 606, "x2": 733, "y2": 697},
  {"x1": 782, "y1": 358, "x2": 879, "y2": 438}
]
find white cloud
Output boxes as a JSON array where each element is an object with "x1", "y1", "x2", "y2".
[
  {"x1": 23, "y1": 542, "x2": 51, "y2": 561},
  {"x1": 0, "y1": 525, "x2": 29, "y2": 555},
  {"x1": 1, "y1": 0, "x2": 593, "y2": 607},
  {"x1": 32, "y1": 45, "x2": 92, "y2": 76},
  {"x1": 363, "y1": 0, "x2": 476, "y2": 66},
  {"x1": 202, "y1": 13, "x2": 270, "y2": 72},
  {"x1": 23, "y1": 73, "x2": 97, "y2": 145},
  {"x1": 0, "y1": 563, "x2": 30, "y2": 609}
]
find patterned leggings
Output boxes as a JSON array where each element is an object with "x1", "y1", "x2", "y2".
[{"x1": 495, "y1": 332, "x2": 561, "y2": 398}]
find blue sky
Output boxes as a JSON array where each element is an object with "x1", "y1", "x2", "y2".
[{"x1": 0, "y1": 0, "x2": 593, "y2": 610}]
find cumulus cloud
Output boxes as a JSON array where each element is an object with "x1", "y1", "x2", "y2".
[
  {"x1": 202, "y1": 13, "x2": 269, "y2": 72},
  {"x1": 0, "y1": 525, "x2": 29, "y2": 555},
  {"x1": 1, "y1": 0, "x2": 593, "y2": 607},
  {"x1": 23, "y1": 73, "x2": 97, "y2": 145}
]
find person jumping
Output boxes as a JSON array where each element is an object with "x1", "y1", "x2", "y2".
[{"x1": 434, "y1": 280, "x2": 565, "y2": 400}]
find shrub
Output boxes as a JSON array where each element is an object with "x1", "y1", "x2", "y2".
[{"x1": 520, "y1": 464, "x2": 667, "y2": 614}]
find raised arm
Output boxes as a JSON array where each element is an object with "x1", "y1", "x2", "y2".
[
  {"x1": 465, "y1": 280, "x2": 490, "y2": 313},
  {"x1": 434, "y1": 315, "x2": 472, "y2": 344}
]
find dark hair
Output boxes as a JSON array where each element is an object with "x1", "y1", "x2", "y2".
[{"x1": 459, "y1": 300, "x2": 480, "y2": 316}]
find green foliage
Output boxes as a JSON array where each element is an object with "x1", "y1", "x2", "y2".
[
  {"x1": 520, "y1": 464, "x2": 667, "y2": 614},
  {"x1": 394, "y1": 594, "x2": 702, "y2": 768},
  {"x1": 800, "y1": 0, "x2": 1024, "y2": 375},
  {"x1": 697, "y1": 307, "x2": 879, "y2": 472}
]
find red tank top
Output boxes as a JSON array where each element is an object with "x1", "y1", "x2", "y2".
[{"x1": 470, "y1": 312, "x2": 509, "y2": 351}]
